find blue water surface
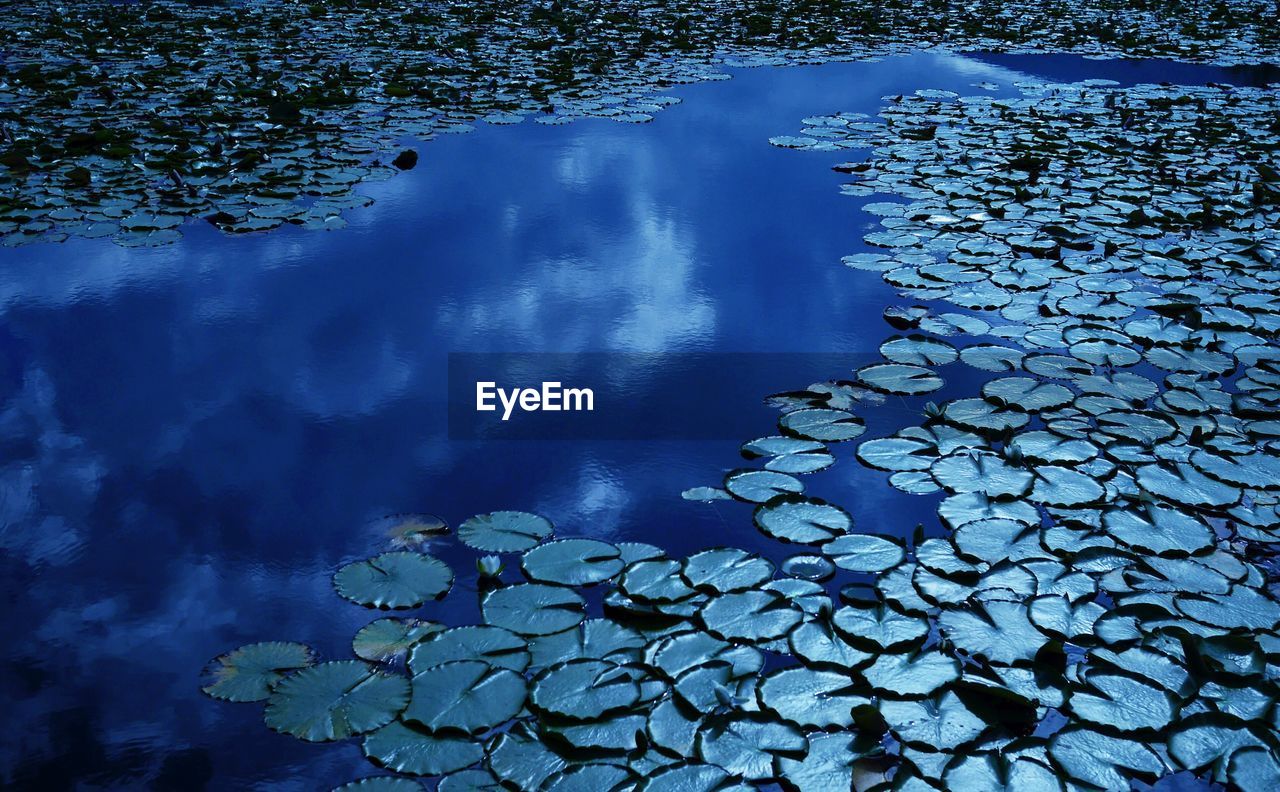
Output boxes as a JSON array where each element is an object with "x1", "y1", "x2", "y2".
[{"x1": 0, "y1": 51, "x2": 1267, "y2": 788}]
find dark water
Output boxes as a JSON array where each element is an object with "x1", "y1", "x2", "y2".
[{"x1": 0, "y1": 52, "x2": 1261, "y2": 789}]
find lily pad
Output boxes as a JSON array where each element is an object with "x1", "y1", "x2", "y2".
[
  {"x1": 202, "y1": 641, "x2": 315, "y2": 702},
  {"x1": 822, "y1": 533, "x2": 905, "y2": 573},
  {"x1": 754, "y1": 496, "x2": 851, "y2": 544},
  {"x1": 724, "y1": 469, "x2": 804, "y2": 503},
  {"x1": 354, "y1": 619, "x2": 445, "y2": 663},
  {"x1": 264, "y1": 661, "x2": 410, "y2": 742},
  {"x1": 409, "y1": 626, "x2": 531, "y2": 673},
  {"x1": 482, "y1": 584, "x2": 586, "y2": 636},
  {"x1": 530, "y1": 659, "x2": 642, "y2": 721},
  {"x1": 458, "y1": 511, "x2": 553, "y2": 553},
  {"x1": 695, "y1": 715, "x2": 806, "y2": 781},
  {"x1": 779, "y1": 408, "x2": 866, "y2": 442},
  {"x1": 404, "y1": 660, "x2": 525, "y2": 734},
  {"x1": 522, "y1": 539, "x2": 624, "y2": 587},
  {"x1": 699, "y1": 590, "x2": 803, "y2": 644},
  {"x1": 362, "y1": 721, "x2": 484, "y2": 776},
  {"x1": 759, "y1": 666, "x2": 869, "y2": 728},
  {"x1": 334, "y1": 552, "x2": 454, "y2": 609}
]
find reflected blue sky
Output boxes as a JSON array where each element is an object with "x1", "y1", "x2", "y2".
[{"x1": 0, "y1": 52, "x2": 1262, "y2": 788}]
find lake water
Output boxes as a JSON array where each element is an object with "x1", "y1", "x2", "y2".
[{"x1": 0, "y1": 51, "x2": 1271, "y2": 789}]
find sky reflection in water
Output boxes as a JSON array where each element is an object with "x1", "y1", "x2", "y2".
[{"x1": 0, "y1": 51, "x2": 1264, "y2": 788}]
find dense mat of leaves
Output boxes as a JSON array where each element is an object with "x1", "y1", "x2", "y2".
[{"x1": 4, "y1": 0, "x2": 1280, "y2": 247}]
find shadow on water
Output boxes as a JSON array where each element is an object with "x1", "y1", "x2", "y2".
[{"x1": 0, "y1": 51, "x2": 1267, "y2": 787}]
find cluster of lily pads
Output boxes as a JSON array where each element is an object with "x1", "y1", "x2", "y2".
[
  {"x1": 4, "y1": 0, "x2": 1280, "y2": 247},
  {"x1": 206, "y1": 510, "x2": 898, "y2": 791},
  {"x1": 728, "y1": 78, "x2": 1280, "y2": 787}
]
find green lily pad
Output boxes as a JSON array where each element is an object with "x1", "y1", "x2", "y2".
[
  {"x1": 362, "y1": 721, "x2": 484, "y2": 776},
  {"x1": 264, "y1": 661, "x2": 410, "y2": 742},
  {"x1": 758, "y1": 666, "x2": 869, "y2": 728},
  {"x1": 354, "y1": 619, "x2": 444, "y2": 663},
  {"x1": 695, "y1": 715, "x2": 806, "y2": 781},
  {"x1": 409, "y1": 626, "x2": 531, "y2": 673},
  {"x1": 482, "y1": 584, "x2": 586, "y2": 636},
  {"x1": 779, "y1": 408, "x2": 866, "y2": 442},
  {"x1": 754, "y1": 496, "x2": 851, "y2": 544},
  {"x1": 334, "y1": 552, "x2": 453, "y2": 609},
  {"x1": 202, "y1": 641, "x2": 316, "y2": 703},
  {"x1": 681, "y1": 548, "x2": 774, "y2": 594},
  {"x1": 522, "y1": 539, "x2": 624, "y2": 586},
  {"x1": 822, "y1": 533, "x2": 905, "y2": 573},
  {"x1": 530, "y1": 659, "x2": 642, "y2": 721},
  {"x1": 724, "y1": 469, "x2": 804, "y2": 503},
  {"x1": 402, "y1": 660, "x2": 525, "y2": 736},
  {"x1": 699, "y1": 590, "x2": 803, "y2": 644},
  {"x1": 458, "y1": 511, "x2": 553, "y2": 553}
]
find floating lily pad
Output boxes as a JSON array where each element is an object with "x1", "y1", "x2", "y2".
[
  {"x1": 1069, "y1": 671, "x2": 1175, "y2": 732},
  {"x1": 333, "y1": 778, "x2": 425, "y2": 792},
  {"x1": 938, "y1": 600, "x2": 1047, "y2": 665},
  {"x1": 754, "y1": 496, "x2": 851, "y2": 544},
  {"x1": 528, "y1": 619, "x2": 645, "y2": 668},
  {"x1": 778, "y1": 408, "x2": 866, "y2": 442},
  {"x1": 822, "y1": 534, "x2": 905, "y2": 573},
  {"x1": 482, "y1": 584, "x2": 586, "y2": 636},
  {"x1": 409, "y1": 626, "x2": 531, "y2": 673},
  {"x1": 681, "y1": 548, "x2": 773, "y2": 594},
  {"x1": 858, "y1": 363, "x2": 944, "y2": 395},
  {"x1": 458, "y1": 511, "x2": 553, "y2": 553},
  {"x1": 362, "y1": 721, "x2": 484, "y2": 776},
  {"x1": 759, "y1": 666, "x2": 869, "y2": 728},
  {"x1": 404, "y1": 660, "x2": 525, "y2": 734},
  {"x1": 354, "y1": 619, "x2": 445, "y2": 663},
  {"x1": 695, "y1": 715, "x2": 806, "y2": 781},
  {"x1": 834, "y1": 601, "x2": 928, "y2": 652},
  {"x1": 780, "y1": 554, "x2": 835, "y2": 581},
  {"x1": 522, "y1": 539, "x2": 624, "y2": 587},
  {"x1": 334, "y1": 552, "x2": 453, "y2": 609},
  {"x1": 863, "y1": 649, "x2": 960, "y2": 698},
  {"x1": 881, "y1": 691, "x2": 986, "y2": 751},
  {"x1": 265, "y1": 661, "x2": 409, "y2": 742},
  {"x1": 530, "y1": 659, "x2": 642, "y2": 721},
  {"x1": 202, "y1": 642, "x2": 315, "y2": 702},
  {"x1": 682, "y1": 486, "x2": 733, "y2": 502},
  {"x1": 724, "y1": 469, "x2": 804, "y2": 503},
  {"x1": 699, "y1": 590, "x2": 803, "y2": 644}
]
